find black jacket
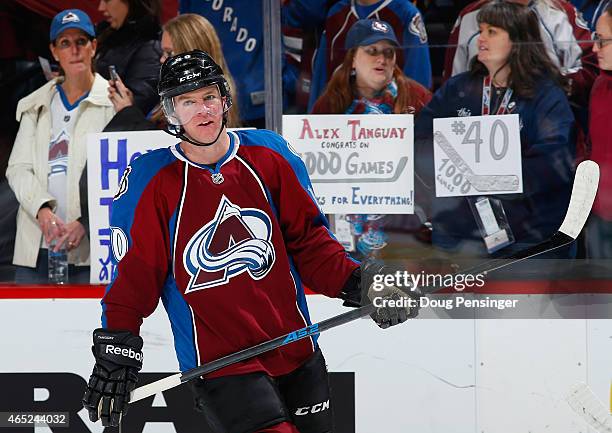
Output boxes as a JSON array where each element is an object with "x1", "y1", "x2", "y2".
[{"x1": 96, "y1": 16, "x2": 161, "y2": 114}]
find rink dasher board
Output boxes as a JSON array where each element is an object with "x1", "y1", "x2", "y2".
[{"x1": 0, "y1": 295, "x2": 610, "y2": 433}]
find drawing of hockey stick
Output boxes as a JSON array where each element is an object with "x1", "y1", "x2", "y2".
[
  {"x1": 434, "y1": 131, "x2": 520, "y2": 192},
  {"x1": 311, "y1": 156, "x2": 408, "y2": 183},
  {"x1": 129, "y1": 161, "x2": 599, "y2": 403}
]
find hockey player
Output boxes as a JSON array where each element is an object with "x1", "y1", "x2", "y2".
[{"x1": 82, "y1": 50, "x2": 413, "y2": 432}]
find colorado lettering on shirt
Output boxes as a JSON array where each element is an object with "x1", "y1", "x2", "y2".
[{"x1": 207, "y1": 0, "x2": 257, "y2": 52}]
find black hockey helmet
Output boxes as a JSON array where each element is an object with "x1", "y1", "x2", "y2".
[{"x1": 158, "y1": 50, "x2": 232, "y2": 125}]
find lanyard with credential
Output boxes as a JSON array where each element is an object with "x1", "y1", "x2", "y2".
[{"x1": 481, "y1": 75, "x2": 514, "y2": 115}]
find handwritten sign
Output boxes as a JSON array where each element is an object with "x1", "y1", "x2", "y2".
[
  {"x1": 86, "y1": 131, "x2": 179, "y2": 284},
  {"x1": 433, "y1": 115, "x2": 523, "y2": 197},
  {"x1": 282, "y1": 114, "x2": 414, "y2": 214}
]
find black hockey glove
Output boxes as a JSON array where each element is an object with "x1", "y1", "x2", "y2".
[
  {"x1": 340, "y1": 262, "x2": 420, "y2": 328},
  {"x1": 82, "y1": 328, "x2": 143, "y2": 427}
]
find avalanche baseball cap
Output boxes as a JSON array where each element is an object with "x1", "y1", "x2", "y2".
[
  {"x1": 345, "y1": 19, "x2": 399, "y2": 49},
  {"x1": 50, "y1": 9, "x2": 96, "y2": 41}
]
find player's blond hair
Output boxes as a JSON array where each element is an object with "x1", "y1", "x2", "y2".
[{"x1": 163, "y1": 14, "x2": 241, "y2": 127}]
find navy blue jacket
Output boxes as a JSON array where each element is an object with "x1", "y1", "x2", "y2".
[{"x1": 414, "y1": 72, "x2": 576, "y2": 256}]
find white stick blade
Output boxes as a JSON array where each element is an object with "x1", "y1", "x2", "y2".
[
  {"x1": 130, "y1": 373, "x2": 182, "y2": 403},
  {"x1": 558, "y1": 160, "x2": 599, "y2": 239},
  {"x1": 566, "y1": 382, "x2": 612, "y2": 433}
]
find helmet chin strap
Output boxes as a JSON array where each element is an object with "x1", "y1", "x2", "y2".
[{"x1": 165, "y1": 115, "x2": 227, "y2": 147}]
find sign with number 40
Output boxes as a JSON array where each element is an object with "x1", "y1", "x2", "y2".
[{"x1": 433, "y1": 114, "x2": 523, "y2": 197}]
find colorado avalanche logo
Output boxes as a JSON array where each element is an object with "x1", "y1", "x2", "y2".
[
  {"x1": 372, "y1": 21, "x2": 390, "y2": 33},
  {"x1": 183, "y1": 196, "x2": 275, "y2": 293},
  {"x1": 61, "y1": 11, "x2": 80, "y2": 24}
]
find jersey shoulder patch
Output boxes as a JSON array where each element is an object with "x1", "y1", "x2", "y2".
[{"x1": 408, "y1": 13, "x2": 428, "y2": 44}]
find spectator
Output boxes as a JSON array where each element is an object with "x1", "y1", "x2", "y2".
[
  {"x1": 415, "y1": 1, "x2": 576, "y2": 258},
  {"x1": 5, "y1": 9, "x2": 114, "y2": 282},
  {"x1": 444, "y1": 0, "x2": 598, "y2": 107},
  {"x1": 105, "y1": 13, "x2": 240, "y2": 131},
  {"x1": 312, "y1": 19, "x2": 432, "y2": 114},
  {"x1": 95, "y1": 0, "x2": 162, "y2": 115},
  {"x1": 312, "y1": 19, "x2": 432, "y2": 256},
  {"x1": 585, "y1": 4, "x2": 612, "y2": 258},
  {"x1": 309, "y1": 0, "x2": 432, "y2": 111}
]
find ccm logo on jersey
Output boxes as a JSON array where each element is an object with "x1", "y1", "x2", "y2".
[
  {"x1": 282, "y1": 323, "x2": 319, "y2": 344},
  {"x1": 295, "y1": 400, "x2": 330, "y2": 416},
  {"x1": 105, "y1": 345, "x2": 143, "y2": 362},
  {"x1": 179, "y1": 72, "x2": 201, "y2": 82},
  {"x1": 183, "y1": 195, "x2": 276, "y2": 293}
]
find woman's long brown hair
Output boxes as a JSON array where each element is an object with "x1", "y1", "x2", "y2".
[
  {"x1": 313, "y1": 47, "x2": 426, "y2": 114},
  {"x1": 470, "y1": 1, "x2": 568, "y2": 98}
]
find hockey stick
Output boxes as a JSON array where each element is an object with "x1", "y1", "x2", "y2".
[
  {"x1": 461, "y1": 159, "x2": 599, "y2": 276},
  {"x1": 129, "y1": 160, "x2": 599, "y2": 403},
  {"x1": 566, "y1": 382, "x2": 612, "y2": 433},
  {"x1": 130, "y1": 302, "x2": 376, "y2": 402}
]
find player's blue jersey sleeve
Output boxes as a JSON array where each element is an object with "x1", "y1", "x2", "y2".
[{"x1": 102, "y1": 149, "x2": 177, "y2": 333}]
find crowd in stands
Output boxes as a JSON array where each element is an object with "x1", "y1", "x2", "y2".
[{"x1": 1, "y1": 0, "x2": 611, "y2": 282}]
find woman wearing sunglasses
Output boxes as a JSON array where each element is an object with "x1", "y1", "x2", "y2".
[
  {"x1": 6, "y1": 9, "x2": 115, "y2": 282},
  {"x1": 311, "y1": 19, "x2": 431, "y2": 115},
  {"x1": 311, "y1": 19, "x2": 431, "y2": 257}
]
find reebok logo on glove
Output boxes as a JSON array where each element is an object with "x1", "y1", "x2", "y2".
[{"x1": 105, "y1": 345, "x2": 143, "y2": 362}]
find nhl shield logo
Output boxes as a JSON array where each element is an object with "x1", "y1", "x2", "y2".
[{"x1": 183, "y1": 195, "x2": 276, "y2": 293}]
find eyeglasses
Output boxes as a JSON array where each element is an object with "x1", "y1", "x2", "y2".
[
  {"x1": 592, "y1": 33, "x2": 612, "y2": 49},
  {"x1": 361, "y1": 46, "x2": 396, "y2": 60},
  {"x1": 56, "y1": 37, "x2": 91, "y2": 50}
]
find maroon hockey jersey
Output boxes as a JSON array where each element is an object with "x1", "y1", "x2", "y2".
[{"x1": 102, "y1": 129, "x2": 358, "y2": 378}]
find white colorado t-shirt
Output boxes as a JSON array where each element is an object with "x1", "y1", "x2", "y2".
[{"x1": 48, "y1": 84, "x2": 88, "y2": 223}]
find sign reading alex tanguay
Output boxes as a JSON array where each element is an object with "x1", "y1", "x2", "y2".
[
  {"x1": 87, "y1": 131, "x2": 180, "y2": 285},
  {"x1": 282, "y1": 114, "x2": 414, "y2": 214}
]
